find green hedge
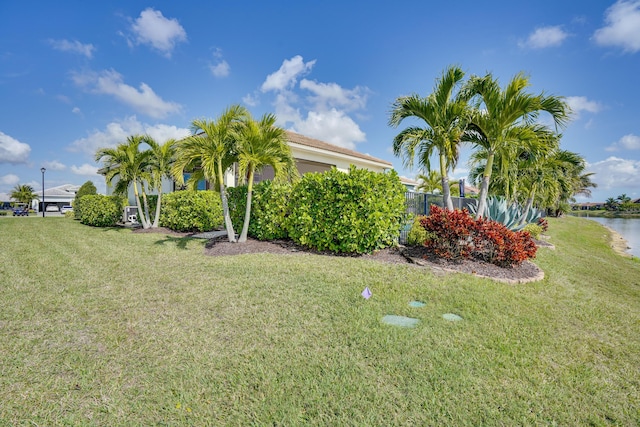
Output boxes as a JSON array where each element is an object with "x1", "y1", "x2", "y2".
[
  {"x1": 159, "y1": 190, "x2": 223, "y2": 232},
  {"x1": 77, "y1": 195, "x2": 124, "y2": 227},
  {"x1": 285, "y1": 166, "x2": 406, "y2": 254},
  {"x1": 228, "y1": 181, "x2": 292, "y2": 241}
]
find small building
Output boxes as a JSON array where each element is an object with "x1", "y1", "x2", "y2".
[{"x1": 39, "y1": 184, "x2": 80, "y2": 211}]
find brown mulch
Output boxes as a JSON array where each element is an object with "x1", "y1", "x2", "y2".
[{"x1": 133, "y1": 227, "x2": 545, "y2": 283}]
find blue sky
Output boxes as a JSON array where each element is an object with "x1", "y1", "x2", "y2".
[{"x1": 1, "y1": 1, "x2": 639, "y2": 202}]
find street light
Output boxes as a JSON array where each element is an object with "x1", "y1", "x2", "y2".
[{"x1": 41, "y1": 167, "x2": 46, "y2": 217}]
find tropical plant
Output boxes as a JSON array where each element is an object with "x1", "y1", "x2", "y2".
[
  {"x1": 145, "y1": 137, "x2": 176, "y2": 228},
  {"x1": 159, "y1": 190, "x2": 223, "y2": 232},
  {"x1": 235, "y1": 113, "x2": 297, "y2": 243},
  {"x1": 604, "y1": 197, "x2": 619, "y2": 211},
  {"x1": 95, "y1": 135, "x2": 153, "y2": 228},
  {"x1": 389, "y1": 65, "x2": 471, "y2": 210},
  {"x1": 468, "y1": 196, "x2": 541, "y2": 231},
  {"x1": 463, "y1": 72, "x2": 570, "y2": 218},
  {"x1": 10, "y1": 184, "x2": 39, "y2": 208},
  {"x1": 415, "y1": 170, "x2": 443, "y2": 193},
  {"x1": 73, "y1": 181, "x2": 97, "y2": 219},
  {"x1": 172, "y1": 105, "x2": 249, "y2": 242}
]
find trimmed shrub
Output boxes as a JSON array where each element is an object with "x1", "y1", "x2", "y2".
[
  {"x1": 160, "y1": 190, "x2": 223, "y2": 232},
  {"x1": 406, "y1": 215, "x2": 430, "y2": 246},
  {"x1": 419, "y1": 206, "x2": 476, "y2": 260},
  {"x1": 420, "y1": 205, "x2": 537, "y2": 267},
  {"x1": 78, "y1": 195, "x2": 124, "y2": 227},
  {"x1": 228, "y1": 180, "x2": 292, "y2": 241},
  {"x1": 522, "y1": 223, "x2": 543, "y2": 240},
  {"x1": 73, "y1": 180, "x2": 97, "y2": 220},
  {"x1": 285, "y1": 166, "x2": 406, "y2": 254}
]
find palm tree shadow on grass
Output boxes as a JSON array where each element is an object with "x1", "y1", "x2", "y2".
[{"x1": 152, "y1": 235, "x2": 196, "y2": 250}]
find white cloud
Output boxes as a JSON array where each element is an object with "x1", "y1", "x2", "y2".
[
  {"x1": 43, "y1": 160, "x2": 66, "y2": 171},
  {"x1": 606, "y1": 134, "x2": 640, "y2": 151},
  {"x1": 210, "y1": 60, "x2": 230, "y2": 77},
  {"x1": 71, "y1": 69, "x2": 181, "y2": 118},
  {"x1": 299, "y1": 79, "x2": 369, "y2": 112},
  {"x1": 48, "y1": 39, "x2": 95, "y2": 58},
  {"x1": 261, "y1": 55, "x2": 316, "y2": 92},
  {"x1": 292, "y1": 109, "x2": 366, "y2": 150},
  {"x1": 242, "y1": 92, "x2": 259, "y2": 107},
  {"x1": 593, "y1": 0, "x2": 640, "y2": 52},
  {"x1": 256, "y1": 56, "x2": 370, "y2": 150},
  {"x1": 130, "y1": 8, "x2": 187, "y2": 57},
  {"x1": 0, "y1": 131, "x2": 31, "y2": 164},
  {"x1": 520, "y1": 26, "x2": 569, "y2": 49},
  {"x1": 566, "y1": 96, "x2": 603, "y2": 119},
  {"x1": 587, "y1": 156, "x2": 640, "y2": 190},
  {"x1": 72, "y1": 107, "x2": 82, "y2": 115},
  {"x1": 71, "y1": 164, "x2": 99, "y2": 176},
  {"x1": 68, "y1": 116, "x2": 190, "y2": 156},
  {"x1": 1, "y1": 174, "x2": 20, "y2": 185}
]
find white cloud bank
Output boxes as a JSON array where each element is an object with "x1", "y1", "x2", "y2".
[
  {"x1": 606, "y1": 134, "x2": 640, "y2": 151},
  {"x1": 68, "y1": 116, "x2": 190, "y2": 156},
  {"x1": 520, "y1": 26, "x2": 569, "y2": 49},
  {"x1": 0, "y1": 131, "x2": 31, "y2": 164},
  {"x1": 130, "y1": 8, "x2": 187, "y2": 57},
  {"x1": 1, "y1": 174, "x2": 20, "y2": 186},
  {"x1": 71, "y1": 164, "x2": 99, "y2": 176},
  {"x1": 593, "y1": 0, "x2": 640, "y2": 52},
  {"x1": 587, "y1": 156, "x2": 640, "y2": 191},
  {"x1": 71, "y1": 69, "x2": 181, "y2": 118},
  {"x1": 43, "y1": 160, "x2": 66, "y2": 171},
  {"x1": 48, "y1": 39, "x2": 95, "y2": 58},
  {"x1": 255, "y1": 55, "x2": 368, "y2": 150}
]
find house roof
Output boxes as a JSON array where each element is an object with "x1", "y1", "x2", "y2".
[
  {"x1": 285, "y1": 131, "x2": 392, "y2": 167},
  {"x1": 44, "y1": 184, "x2": 80, "y2": 197}
]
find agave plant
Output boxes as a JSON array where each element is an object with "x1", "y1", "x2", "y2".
[{"x1": 469, "y1": 196, "x2": 541, "y2": 231}]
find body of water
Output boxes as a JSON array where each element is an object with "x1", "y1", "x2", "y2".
[{"x1": 584, "y1": 217, "x2": 640, "y2": 257}]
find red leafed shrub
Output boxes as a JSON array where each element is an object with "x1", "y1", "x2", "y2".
[
  {"x1": 419, "y1": 205, "x2": 476, "y2": 260},
  {"x1": 473, "y1": 218, "x2": 537, "y2": 267},
  {"x1": 419, "y1": 205, "x2": 537, "y2": 267},
  {"x1": 537, "y1": 217, "x2": 549, "y2": 232}
]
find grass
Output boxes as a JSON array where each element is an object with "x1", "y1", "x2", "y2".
[{"x1": 1, "y1": 216, "x2": 639, "y2": 425}]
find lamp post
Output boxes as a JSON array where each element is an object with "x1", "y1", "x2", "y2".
[{"x1": 40, "y1": 167, "x2": 46, "y2": 217}]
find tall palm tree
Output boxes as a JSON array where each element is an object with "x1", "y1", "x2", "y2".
[
  {"x1": 172, "y1": 104, "x2": 249, "y2": 242},
  {"x1": 463, "y1": 72, "x2": 570, "y2": 218},
  {"x1": 389, "y1": 65, "x2": 471, "y2": 210},
  {"x1": 235, "y1": 113, "x2": 297, "y2": 243},
  {"x1": 415, "y1": 170, "x2": 443, "y2": 194},
  {"x1": 95, "y1": 135, "x2": 152, "y2": 228},
  {"x1": 10, "y1": 184, "x2": 39, "y2": 208},
  {"x1": 145, "y1": 136, "x2": 176, "y2": 228}
]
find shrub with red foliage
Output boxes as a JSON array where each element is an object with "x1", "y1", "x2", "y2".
[
  {"x1": 537, "y1": 217, "x2": 549, "y2": 232},
  {"x1": 419, "y1": 205, "x2": 475, "y2": 260},
  {"x1": 419, "y1": 205, "x2": 537, "y2": 267}
]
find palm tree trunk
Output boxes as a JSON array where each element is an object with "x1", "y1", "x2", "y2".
[
  {"x1": 141, "y1": 190, "x2": 151, "y2": 227},
  {"x1": 152, "y1": 190, "x2": 162, "y2": 228},
  {"x1": 440, "y1": 154, "x2": 454, "y2": 210},
  {"x1": 217, "y1": 158, "x2": 236, "y2": 243},
  {"x1": 475, "y1": 152, "x2": 495, "y2": 219},
  {"x1": 132, "y1": 182, "x2": 149, "y2": 229},
  {"x1": 238, "y1": 169, "x2": 255, "y2": 243}
]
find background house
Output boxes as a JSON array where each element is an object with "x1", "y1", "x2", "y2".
[{"x1": 101, "y1": 131, "x2": 394, "y2": 206}]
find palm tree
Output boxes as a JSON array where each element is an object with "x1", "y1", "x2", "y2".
[
  {"x1": 10, "y1": 184, "x2": 39, "y2": 208},
  {"x1": 145, "y1": 136, "x2": 176, "y2": 228},
  {"x1": 95, "y1": 135, "x2": 153, "y2": 228},
  {"x1": 415, "y1": 170, "x2": 443, "y2": 193},
  {"x1": 235, "y1": 113, "x2": 297, "y2": 243},
  {"x1": 389, "y1": 65, "x2": 471, "y2": 210},
  {"x1": 172, "y1": 104, "x2": 249, "y2": 242},
  {"x1": 463, "y1": 72, "x2": 570, "y2": 218}
]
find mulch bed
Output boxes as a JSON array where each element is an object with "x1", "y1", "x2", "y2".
[{"x1": 132, "y1": 227, "x2": 545, "y2": 283}]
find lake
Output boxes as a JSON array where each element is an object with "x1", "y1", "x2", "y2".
[{"x1": 584, "y1": 217, "x2": 640, "y2": 257}]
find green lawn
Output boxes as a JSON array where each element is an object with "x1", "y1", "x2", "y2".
[{"x1": 1, "y1": 216, "x2": 639, "y2": 425}]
